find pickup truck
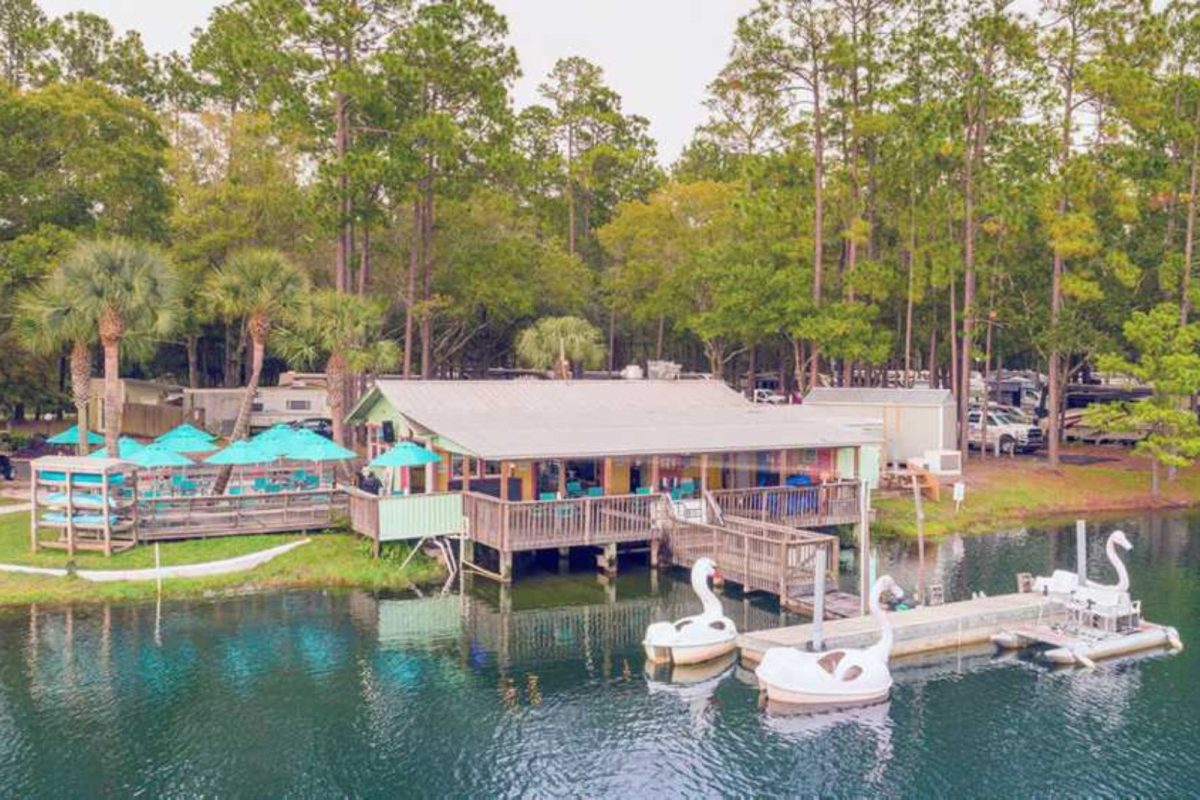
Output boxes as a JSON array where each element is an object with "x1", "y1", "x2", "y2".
[{"x1": 966, "y1": 408, "x2": 1044, "y2": 454}]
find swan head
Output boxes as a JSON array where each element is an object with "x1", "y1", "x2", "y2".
[
  {"x1": 875, "y1": 574, "x2": 905, "y2": 601},
  {"x1": 693, "y1": 557, "x2": 718, "y2": 582},
  {"x1": 1110, "y1": 530, "x2": 1133, "y2": 552}
]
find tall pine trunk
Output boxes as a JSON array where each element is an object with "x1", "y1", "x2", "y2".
[{"x1": 403, "y1": 197, "x2": 421, "y2": 377}]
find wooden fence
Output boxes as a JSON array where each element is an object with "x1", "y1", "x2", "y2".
[{"x1": 120, "y1": 403, "x2": 185, "y2": 438}]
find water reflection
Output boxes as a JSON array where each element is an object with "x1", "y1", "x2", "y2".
[{"x1": 1, "y1": 512, "x2": 1199, "y2": 796}]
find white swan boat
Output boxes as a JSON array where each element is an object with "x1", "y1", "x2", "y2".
[
  {"x1": 643, "y1": 558, "x2": 738, "y2": 666},
  {"x1": 755, "y1": 576, "x2": 905, "y2": 708},
  {"x1": 994, "y1": 529, "x2": 1184, "y2": 666}
]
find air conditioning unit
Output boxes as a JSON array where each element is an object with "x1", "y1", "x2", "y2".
[{"x1": 923, "y1": 449, "x2": 962, "y2": 476}]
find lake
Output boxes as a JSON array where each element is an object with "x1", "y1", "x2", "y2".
[{"x1": 1, "y1": 513, "x2": 1197, "y2": 797}]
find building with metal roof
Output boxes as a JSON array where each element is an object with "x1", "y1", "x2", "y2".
[
  {"x1": 348, "y1": 379, "x2": 883, "y2": 499},
  {"x1": 802, "y1": 387, "x2": 957, "y2": 466}
]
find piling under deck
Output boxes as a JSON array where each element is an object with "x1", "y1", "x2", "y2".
[{"x1": 738, "y1": 592, "x2": 1062, "y2": 663}]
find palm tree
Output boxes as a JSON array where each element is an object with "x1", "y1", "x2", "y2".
[
  {"x1": 16, "y1": 274, "x2": 96, "y2": 455},
  {"x1": 516, "y1": 316, "x2": 606, "y2": 379},
  {"x1": 52, "y1": 239, "x2": 177, "y2": 457},
  {"x1": 207, "y1": 248, "x2": 309, "y2": 442},
  {"x1": 277, "y1": 290, "x2": 399, "y2": 446}
]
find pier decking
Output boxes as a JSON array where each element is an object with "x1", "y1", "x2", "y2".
[{"x1": 738, "y1": 592, "x2": 1061, "y2": 663}]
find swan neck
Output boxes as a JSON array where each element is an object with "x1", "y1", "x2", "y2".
[
  {"x1": 693, "y1": 570, "x2": 722, "y2": 617},
  {"x1": 1107, "y1": 537, "x2": 1130, "y2": 592},
  {"x1": 867, "y1": 581, "x2": 893, "y2": 659}
]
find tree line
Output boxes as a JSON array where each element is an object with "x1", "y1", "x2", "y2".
[{"x1": 2, "y1": 0, "x2": 1200, "y2": 480}]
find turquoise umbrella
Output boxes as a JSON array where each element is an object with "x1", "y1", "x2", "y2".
[
  {"x1": 47, "y1": 425, "x2": 103, "y2": 446},
  {"x1": 89, "y1": 437, "x2": 145, "y2": 459},
  {"x1": 369, "y1": 441, "x2": 439, "y2": 495},
  {"x1": 286, "y1": 437, "x2": 357, "y2": 462},
  {"x1": 251, "y1": 423, "x2": 294, "y2": 444},
  {"x1": 157, "y1": 423, "x2": 215, "y2": 443},
  {"x1": 204, "y1": 440, "x2": 277, "y2": 466},
  {"x1": 369, "y1": 441, "x2": 439, "y2": 468},
  {"x1": 156, "y1": 435, "x2": 216, "y2": 454},
  {"x1": 128, "y1": 444, "x2": 194, "y2": 468}
]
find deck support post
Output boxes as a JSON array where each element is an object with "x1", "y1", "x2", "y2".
[
  {"x1": 596, "y1": 542, "x2": 617, "y2": 576},
  {"x1": 461, "y1": 537, "x2": 474, "y2": 566},
  {"x1": 499, "y1": 549, "x2": 513, "y2": 583},
  {"x1": 649, "y1": 538, "x2": 661, "y2": 569},
  {"x1": 558, "y1": 546, "x2": 570, "y2": 572},
  {"x1": 857, "y1": 479, "x2": 870, "y2": 616}
]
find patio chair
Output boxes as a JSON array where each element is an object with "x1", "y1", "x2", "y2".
[
  {"x1": 586, "y1": 486, "x2": 604, "y2": 497},
  {"x1": 635, "y1": 487, "x2": 652, "y2": 495},
  {"x1": 566, "y1": 480, "x2": 582, "y2": 496},
  {"x1": 539, "y1": 491, "x2": 557, "y2": 501}
]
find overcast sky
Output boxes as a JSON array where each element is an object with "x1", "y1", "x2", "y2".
[{"x1": 38, "y1": 0, "x2": 755, "y2": 164}]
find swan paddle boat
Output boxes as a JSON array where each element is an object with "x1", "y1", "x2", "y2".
[
  {"x1": 643, "y1": 558, "x2": 738, "y2": 666},
  {"x1": 756, "y1": 575, "x2": 905, "y2": 708},
  {"x1": 994, "y1": 529, "x2": 1184, "y2": 665}
]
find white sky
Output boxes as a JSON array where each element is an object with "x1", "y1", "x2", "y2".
[{"x1": 38, "y1": 0, "x2": 755, "y2": 164}]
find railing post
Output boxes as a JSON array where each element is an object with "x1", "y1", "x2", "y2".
[{"x1": 584, "y1": 497, "x2": 592, "y2": 545}]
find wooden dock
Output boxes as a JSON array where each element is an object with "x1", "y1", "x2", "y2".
[{"x1": 738, "y1": 592, "x2": 1062, "y2": 663}]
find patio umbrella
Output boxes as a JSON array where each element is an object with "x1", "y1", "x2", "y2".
[
  {"x1": 250, "y1": 423, "x2": 294, "y2": 444},
  {"x1": 129, "y1": 444, "x2": 194, "y2": 468},
  {"x1": 204, "y1": 440, "x2": 277, "y2": 466},
  {"x1": 128, "y1": 444, "x2": 196, "y2": 497},
  {"x1": 47, "y1": 425, "x2": 103, "y2": 446},
  {"x1": 370, "y1": 441, "x2": 439, "y2": 495},
  {"x1": 155, "y1": 434, "x2": 216, "y2": 454},
  {"x1": 88, "y1": 437, "x2": 145, "y2": 459},
  {"x1": 157, "y1": 423, "x2": 215, "y2": 443},
  {"x1": 204, "y1": 439, "x2": 279, "y2": 494},
  {"x1": 369, "y1": 441, "x2": 439, "y2": 468}
]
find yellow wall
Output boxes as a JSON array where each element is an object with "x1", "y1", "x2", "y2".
[
  {"x1": 610, "y1": 458, "x2": 631, "y2": 494},
  {"x1": 514, "y1": 461, "x2": 535, "y2": 500}
]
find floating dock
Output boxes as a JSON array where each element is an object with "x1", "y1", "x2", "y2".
[{"x1": 739, "y1": 592, "x2": 1061, "y2": 664}]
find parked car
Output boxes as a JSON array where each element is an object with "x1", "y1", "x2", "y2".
[
  {"x1": 752, "y1": 388, "x2": 788, "y2": 405},
  {"x1": 966, "y1": 407, "x2": 1044, "y2": 454},
  {"x1": 291, "y1": 417, "x2": 333, "y2": 439}
]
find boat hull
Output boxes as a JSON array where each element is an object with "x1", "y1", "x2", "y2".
[
  {"x1": 758, "y1": 676, "x2": 892, "y2": 708},
  {"x1": 643, "y1": 637, "x2": 737, "y2": 667},
  {"x1": 1043, "y1": 625, "x2": 1176, "y2": 665}
]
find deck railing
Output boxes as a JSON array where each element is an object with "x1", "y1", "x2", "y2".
[
  {"x1": 666, "y1": 516, "x2": 838, "y2": 599},
  {"x1": 463, "y1": 491, "x2": 661, "y2": 552},
  {"x1": 709, "y1": 481, "x2": 861, "y2": 528},
  {"x1": 137, "y1": 489, "x2": 346, "y2": 540}
]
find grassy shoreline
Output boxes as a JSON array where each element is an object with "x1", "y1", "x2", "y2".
[
  {"x1": 0, "y1": 512, "x2": 442, "y2": 607},
  {"x1": 873, "y1": 450, "x2": 1200, "y2": 538}
]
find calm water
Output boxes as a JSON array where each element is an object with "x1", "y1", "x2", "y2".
[{"x1": 1, "y1": 514, "x2": 1198, "y2": 798}]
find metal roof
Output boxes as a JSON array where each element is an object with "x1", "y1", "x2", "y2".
[
  {"x1": 804, "y1": 388, "x2": 954, "y2": 408},
  {"x1": 358, "y1": 380, "x2": 881, "y2": 460}
]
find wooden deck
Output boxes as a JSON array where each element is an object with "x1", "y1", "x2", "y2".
[
  {"x1": 137, "y1": 491, "x2": 347, "y2": 540},
  {"x1": 738, "y1": 592, "x2": 1061, "y2": 663},
  {"x1": 709, "y1": 483, "x2": 862, "y2": 528},
  {"x1": 462, "y1": 491, "x2": 664, "y2": 553},
  {"x1": 665, "y1": 514, "x2": 840, "y2": 601}
]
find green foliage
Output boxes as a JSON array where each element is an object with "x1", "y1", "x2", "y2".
[
  {"x1": 1088, "y1": 304, "x2": 1200, "y2": 489},
  {"x1": 515, "y1": 316, "x2": 606, "y2": 375}
]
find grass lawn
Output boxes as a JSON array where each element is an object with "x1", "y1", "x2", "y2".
[
  {"x1": 874, "y1": 447, "x2": 1200, "y2": 539},
  {"x1": 0, "y1": 512, "x2": 443, "y2": 606}
]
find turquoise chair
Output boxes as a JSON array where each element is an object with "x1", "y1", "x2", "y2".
[
  {"x1": 636, "y1": 487, "x2": 652, "y2": 495},
  {"x1": 253, "y1": 477, "x2": 270, "y2": 492},
  {"x1": 229, "y1": 486, "x2": 244, "y2": 496},
  {"x1": 566, "y1": 480, "x2": 582, "y2": 496},
  {"x1": 586, "y1": 486, "x2": 604, "y2": 497},
  {"x1": 539, "y1": 491, "x2": 557, "y2": 501}
]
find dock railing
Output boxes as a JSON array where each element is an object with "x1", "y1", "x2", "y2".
[
  {"x1": 666, "y1": 514, "x2": 839, "y2": 600},
  {"x1": 463, "y1": 491, "x2": 661, "y2": 552},
  {"x1": 709, "y1": 481, "x2": 861, "y2": 528},
  {"x1": 137, "y1": 489, "x2": 346, "y2": 540}
]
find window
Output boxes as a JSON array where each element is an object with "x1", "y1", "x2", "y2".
[
  {"x1": 286, "y1": 399, "x2": 312, "y2": 411},
  {"x1": 251, "y1": 402, "x2": 264, "y2": 412}
]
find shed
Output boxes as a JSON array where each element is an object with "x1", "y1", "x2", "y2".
[{"x1": 802, "y1": 388, "x2": 957, "y2": 466}]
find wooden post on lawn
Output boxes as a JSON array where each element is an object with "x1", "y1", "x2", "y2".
[
  {"x1": 29, "y1": 469, "x2": 37, "y2": 553},
  {"x1": 66, "y1": 468, "x2": 75, "y2": 558},
  {"x1": 912, "y1": 475, "x2": 926, "y2": 604},
  {"x1": 101, "y1": 469, "x2": 112, "y2": 557}
]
